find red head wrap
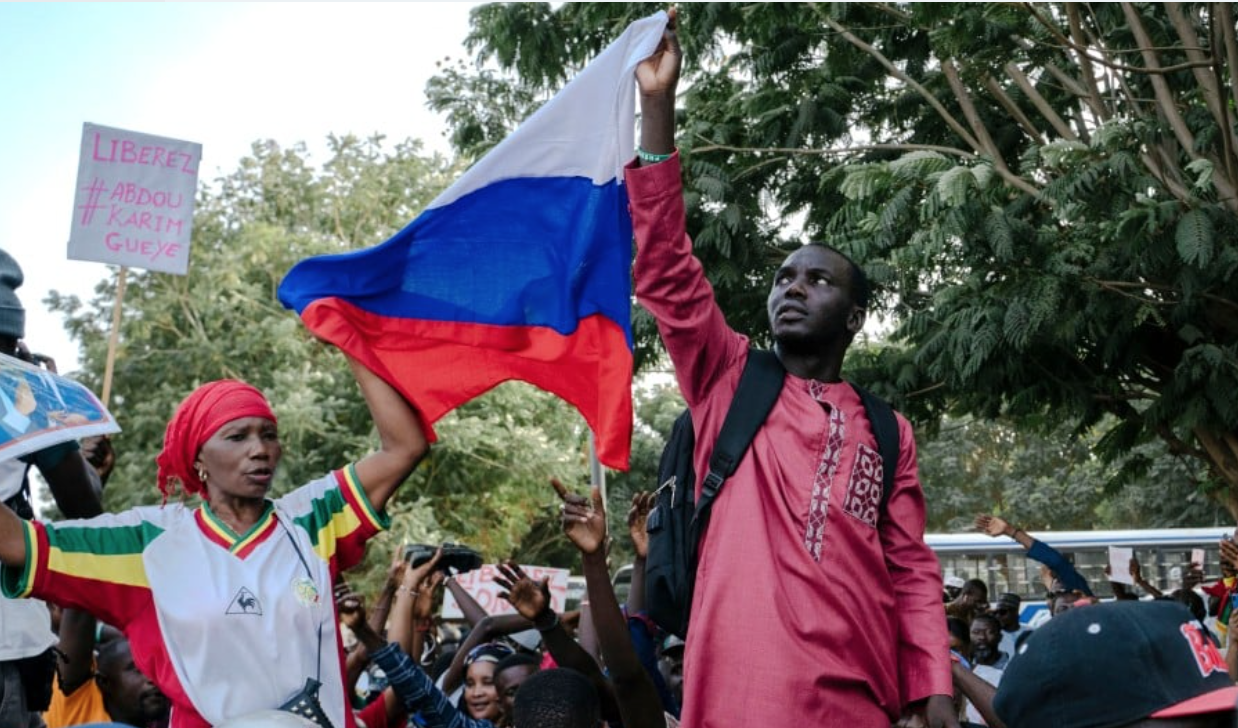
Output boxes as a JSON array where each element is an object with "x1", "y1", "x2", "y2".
[{"x1": 156, "y1": 379, "x2": 277, "y2": 499}]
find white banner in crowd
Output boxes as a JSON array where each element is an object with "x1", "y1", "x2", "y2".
[
  {"x1": 0, "y1": 353, "x2": 119, "y2": 463},
  {"x1": 67, "y1": 122, "x2": 202, "y2": 275},
  {"x1": 441, "y1": 563, "x2": 570, "y2": 619}
]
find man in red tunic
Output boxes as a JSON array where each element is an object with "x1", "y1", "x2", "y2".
[{"x1": 627, "y1": 13, "x2": 955, "y2": 728}]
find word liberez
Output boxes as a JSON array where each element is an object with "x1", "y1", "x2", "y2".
[{"x1": 91, "y1": 132, "x2": 198, "y2": 174}]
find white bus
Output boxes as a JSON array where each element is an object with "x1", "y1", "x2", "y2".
[
  {"x1": 612, "y1": 527, "x2": 1235, "y2": 624},
  {"x1": 932, "y1": 526, "x2": 1235, "y2": 622}
]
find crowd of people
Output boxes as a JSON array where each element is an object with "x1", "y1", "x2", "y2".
[
  {"x1": 1, "y1": 12, "x2": 1236, "y2": 728},
  {"x1": 942, "y1": 513, "x2": 1238, "y2": 728}
]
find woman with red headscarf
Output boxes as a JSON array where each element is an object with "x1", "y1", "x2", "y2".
[{"x1": 0, "y1": 356, "x2": 427, "y2": 728}]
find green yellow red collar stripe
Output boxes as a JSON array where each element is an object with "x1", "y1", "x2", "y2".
[{"x1": 196, "y1": 501, "x2": 277, "y2": 557}]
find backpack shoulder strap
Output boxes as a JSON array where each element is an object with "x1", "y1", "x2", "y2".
[
  {"x1": 851, "y1": 383, "x2": 900, "y2": 511},
  {"x1": 698, "y1": 349, "x2": 784, "y2": 512}
]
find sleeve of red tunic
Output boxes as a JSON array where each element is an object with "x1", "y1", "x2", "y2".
[
  {"x1": 879, "y1": 413, "x2": 953, "y2": 704},
  {"x1": 625, "y1": 155, "x2": 747, "y2": 406}
]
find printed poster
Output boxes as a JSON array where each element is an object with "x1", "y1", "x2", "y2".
[{"x1": 0, "y1": 353, "x2": 120, "y2": 463}]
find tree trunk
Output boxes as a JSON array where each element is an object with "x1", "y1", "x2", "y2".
[{"x1": 1194, "y1": 427, "x2": 1238, "y2": 520}]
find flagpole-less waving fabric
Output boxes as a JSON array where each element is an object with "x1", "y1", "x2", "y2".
[{"x1": 279, "y1": 12, "x2": 668, "y2": 471}]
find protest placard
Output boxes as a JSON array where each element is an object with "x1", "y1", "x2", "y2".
[
  {"x1": 67, "y1": 123, "x2": 202, "y2": 275},
  {"x1": 441, "y1": 563, "x2": 570, "y2": 619},
  {"x1": 1108, "y1": 545, "x2": 1134, "y2": 585},
  {"x1": 0, "y1": 353, "x2": 119, "y2": 463}
]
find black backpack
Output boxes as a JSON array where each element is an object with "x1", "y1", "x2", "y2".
[{"x1": 643, "y1": 349, "x2": 900, "y2": 639}]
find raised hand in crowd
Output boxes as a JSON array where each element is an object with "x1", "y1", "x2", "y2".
[
  {"x1": 626, "y1": 491, "x2": 654, "y2": 618},
  {"x1": 495, "y1": 518, "x2": 623, "y2": 724},
  {"x1": 440, "y1": 556, "x2": 537, "y2": 699},
  {"x1": 1220, "y1": 535, "x2": 1238, "y2": 571},
  {"x1": 623, "y1": 490, "x2": 681, "y2": 717},
  {"x1": 495, "y1": 562, "x2": 551, "y2": 624},
  {"x1": 1183, "y1": 561, "x2": 1206, "y2": 590},
  {"x1": 1129, "y1": 555, "x2": 1162, "y2": 597},
  {"x1": 976, "y1": 513, "x2": 1093, "y2": 597},
  {"x1": 555, "y1": 478, "x2": 669, "y2": 728},
  {"x1": 975, "y1": 514, "x2": 1031, "y2": 548},
  {"x1": 1105, "y1": 563, "x2": 1137, "y2": 601},
  {"x1": 634, "y1": 5, "x2": 680, "y2": 162},
  {"x1": 393, "y1": 547, "x2": 445, "y2": 661},
  {"x1": 364, "y1": 546, "x2": 410, "y2": 641},
  {"x1": 628, "y1": 491, "x2": 654, "y2": 560}
]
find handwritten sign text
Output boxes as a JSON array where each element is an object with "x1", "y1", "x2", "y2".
[
  {"x1": 68, "y1": 123, "x2": 201, "y2": 275},
  {"x1": 441, "y1": 563, "x2": 570, "y2": 620}
]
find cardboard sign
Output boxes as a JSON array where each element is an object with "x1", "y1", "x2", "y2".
[
  {"x1": 68, "y1": 123, "x2": 201, "y2": 275},
  {"x1": 441, "y1": 563, "x2": 570, "y2": 619},
  {"x1": 0, "y1": 353, "x2": 119, "y2": 463}
]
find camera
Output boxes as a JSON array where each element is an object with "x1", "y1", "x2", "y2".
[{"x1": 403, "y1": 543, "x2": 483, "y2": 575}]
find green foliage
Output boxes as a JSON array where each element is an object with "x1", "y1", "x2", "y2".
[
  {"x1": 433, "y1": 2, "x2": 1238, "y2": 516},
  {"x1": 919, "y1": 415, "x2": 1229, "y2": 532}
]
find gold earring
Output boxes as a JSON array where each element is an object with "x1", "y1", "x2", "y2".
[{"x1": 197, "y1": 469, "x2": 208, "y2": 483}]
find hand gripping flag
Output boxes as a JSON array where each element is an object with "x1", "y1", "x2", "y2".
[{"x1": 278, "y1": 12, "x2": 669, "y2": 470}]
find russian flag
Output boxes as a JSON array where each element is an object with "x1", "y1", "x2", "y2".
[{"x1": 278, "y1": 12, "x2": 669, "y2": 471}]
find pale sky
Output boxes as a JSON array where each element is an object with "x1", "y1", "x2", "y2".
[{"x1": 0, "y1": 2, "x2": 480, "y2": 374}]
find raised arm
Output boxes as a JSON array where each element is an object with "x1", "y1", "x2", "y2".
[
  {"x1": 976, "y1": 513, "x2": 1092, "y2": 595},
  {"x1": 493, "y1": 560, "x2": 618, "y2": 722},
  {"x1": 438, "y1": 611, "x2": 533, "y2": 697},
  {"x1": 390, "y1": 549, "x2": 443, "y2": 659},
  {"x1": 558, "y1": 480, "x2": 667, "y2": 728},
  {"x1": 625, "y1": 491, "x2": 653, "y2": 617},
  {"x1": 975, "y1": 514, "x2": 1033, "y2": 550},
  {"x1": 446, "y1": 574, "x2": 489, "y2": 627},
  {"x1": 348, "y1": 355, "x2": 429, "y2": 512},
  {"x1": 367, "y1": 547, "x2": 409, "y2": 639},
  {"x1": 636, "y1": 7, "x2": 680, "y2": 162},
  {"x1": 1130, "y1": 556, "x2": 1163, "y2": 598}
]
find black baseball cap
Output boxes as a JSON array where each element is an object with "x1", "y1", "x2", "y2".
[{"x1": 994, "y1": 601, "x2": 1237, "y2": 728}]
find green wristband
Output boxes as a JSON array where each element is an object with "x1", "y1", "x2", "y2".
[{"x1": 637, "y1": 147, "x2": 674, "y2": 164}]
